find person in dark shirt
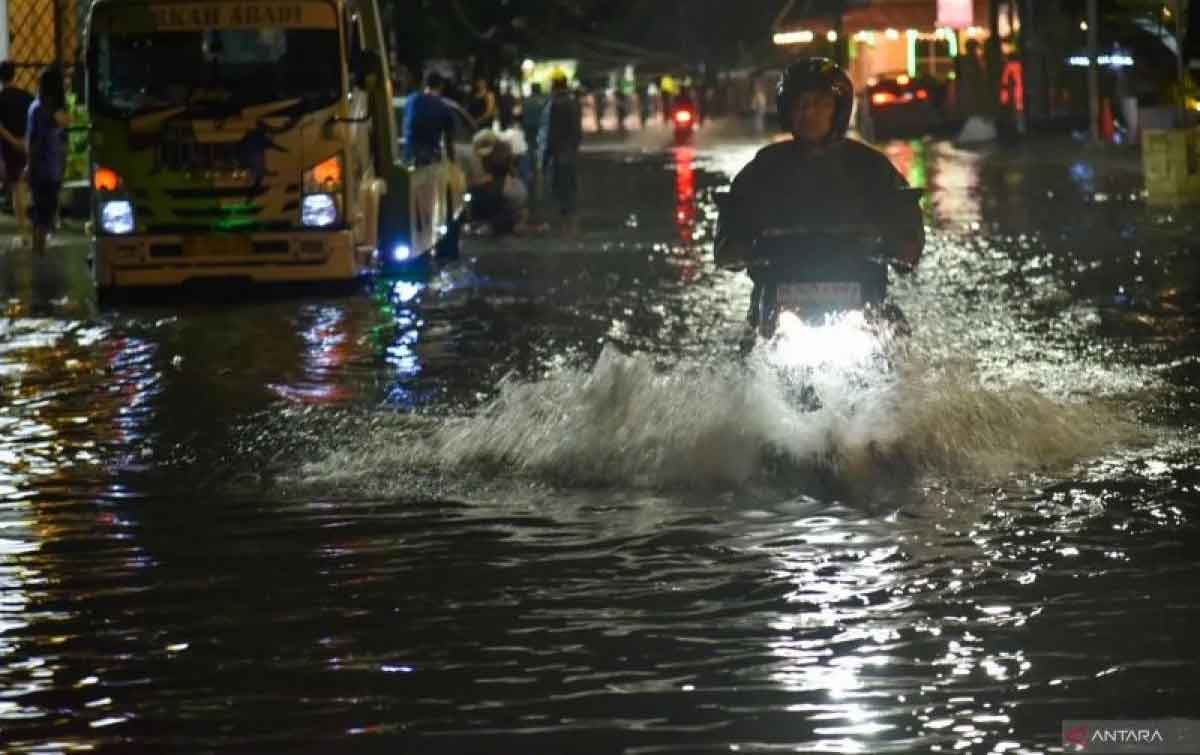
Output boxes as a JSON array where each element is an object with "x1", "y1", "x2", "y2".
[
  {"x1": 0, "y1": 60, "x2": 34, "y2": 233},
  {"x1": 538, "y1": 74, "x2": 582, "y2": 236},
  {"x1": 26, "y1": 65, "x2": 69, "y2": 255},
  {"x1": 715, "y1": 58, "x2": 923, "y2": 321},
  {"x1": 467, "y1": 78, "x2": 497, "y2": 130},
  {"x1": 402, "y1": 71, "x2": 456, "y2": 166}
]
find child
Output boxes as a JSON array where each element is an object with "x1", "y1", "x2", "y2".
[{"x1": 25, "y1": 65, "x2": 68, "y2": 254}]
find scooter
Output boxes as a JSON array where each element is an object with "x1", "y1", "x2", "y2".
[
  {"x1": 746, "y1": 224, "x2": 909, "y2": 340},
  {"x1": 740, "y1": 225, "x2": 914, "y2": 415}
]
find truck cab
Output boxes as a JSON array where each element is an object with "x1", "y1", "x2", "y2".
[{"x1": 84, "y1": 0, "x2": 461, "y2": 294}]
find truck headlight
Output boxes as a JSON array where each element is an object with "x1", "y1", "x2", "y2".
[
  {"x1": 301, "y1": 193, "x2": 338, "y2": 228},
  {"x1": 100, "y1": 200, "x2": 135, "y2": 235}
]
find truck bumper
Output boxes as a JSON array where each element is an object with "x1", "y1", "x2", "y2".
[{"x1": 93, "y1": 230, "x2": 370, "y2": 288}]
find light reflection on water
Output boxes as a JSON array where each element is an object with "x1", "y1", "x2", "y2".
[{"x1": 0, "y1": 140, "x2": 1196, "y2": 752}]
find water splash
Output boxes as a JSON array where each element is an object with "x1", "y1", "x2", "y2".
[{"x1": 300, "y1": 338, "x2": 1138, "y2": 494}]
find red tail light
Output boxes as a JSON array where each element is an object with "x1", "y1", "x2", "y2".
[
  {"x1": 916, "y1": 89, "x2": 929, "y2": 100},
  {"x1": 871, "y1": 92, "x2": 897, "y2": 106},
  {"x1": 674, "y1": 109, "x2": 693, "y2": 124}
]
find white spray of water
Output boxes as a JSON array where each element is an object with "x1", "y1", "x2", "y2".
[{"x1": 301, "y1": 327, "x2": 1138, "y2": 493}]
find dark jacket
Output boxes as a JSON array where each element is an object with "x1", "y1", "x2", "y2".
[
  {"x1": 538, "y1": 90, "x2": 582, "y2": 167},
  {"x1": 402, "y1": 91, "x2": 455, "y2": 165},
  {"x1": 715, "y1": 138, "x2": 923, "y2": 271}
]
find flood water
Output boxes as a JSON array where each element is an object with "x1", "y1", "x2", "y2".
[{"x1": 1, "y1": 134, "x2": 1198, "y2": 753}]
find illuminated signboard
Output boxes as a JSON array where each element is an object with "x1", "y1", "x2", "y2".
[
  {"x1": 936, "y1": 0, "x2": 974, "y2": 29},
  {"x1": 100, "y1": 3, "x2": 337, "y2": 32}
]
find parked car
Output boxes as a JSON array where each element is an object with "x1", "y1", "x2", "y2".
[{"x1": 859, "y1": 72, "x2": 947, "y2": 140}]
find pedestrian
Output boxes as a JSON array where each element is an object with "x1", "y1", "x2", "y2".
[
  {"x1": 538, "y1": 73, "x2": 583, "y2": 237},
  {"x1": 593, "y1": 84, "x2": 606, "y2": 133},
  {"x1": 952, "y1": 39, "x2": 996, "y2": 143},
  {"x1": 751, "y1": 79, "x2": 769, "y2": 135},
  {"x1": 25, "y1": 64, "x2": 69, "y2": 255},
  {"x1": 465, "y1": 130, "x2": 530, "y2": 236},
  {"x1": 402, "y1": 70, "x2": 456, "y2": 166},
  {"x1": 468, "y1": 77, "x2": 497, "y2": 130},
  {"x1": 0, "y1": 60, "x2": 34, "y2": 238},
  {"x1": 519, "y1": 82, "x2": 547, "y2": 194},
  {"x1": 615, "y1": 88, "x2": 630, "y2": 133},
  {"x1": 497, "y1": 81, "x2": 516, "y2": 131}
]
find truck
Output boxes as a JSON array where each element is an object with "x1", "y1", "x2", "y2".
[{"x1": 82, "y1": 0, "x2": 462, "y2": 296}]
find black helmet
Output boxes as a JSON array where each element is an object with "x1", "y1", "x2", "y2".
[{"x1": 776, "y1": 57, "x2": 854, "y2": 140}]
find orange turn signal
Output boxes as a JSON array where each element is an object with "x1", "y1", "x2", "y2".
[
  {"x1": 311, "y1": 156, "x2": 342, "y2": 187},
  {"x1": 93, "y1": 166, "x2": 120, "y2": 192},
  {"x1": 871, "y1": 92, "x2": 897, "y2": 106}
]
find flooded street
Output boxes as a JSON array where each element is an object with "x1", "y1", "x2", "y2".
[{"x1": 1, "y1": 134, "x2": 1198, "y2": 753}]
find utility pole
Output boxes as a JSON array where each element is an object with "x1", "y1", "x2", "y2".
[{"x1": 1086, "y1": 0, "x2": 1100, "y2": 142}]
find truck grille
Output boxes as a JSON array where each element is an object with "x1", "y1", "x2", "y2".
[{"x1": 159, "y1": 140, "x2": 243, "y2": 172}]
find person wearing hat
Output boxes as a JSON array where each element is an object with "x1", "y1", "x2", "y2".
[{"x1": 466, "y1": 129, "x2": 528, "y2": 235}]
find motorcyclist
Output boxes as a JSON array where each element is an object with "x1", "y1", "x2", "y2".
[{"x1": 714, "y1": 58, "x2": 924, "y2": 322}]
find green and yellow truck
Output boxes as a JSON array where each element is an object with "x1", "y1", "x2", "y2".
[{"x1": 83, "y1": 0, "x2": 461, "y2": 295}]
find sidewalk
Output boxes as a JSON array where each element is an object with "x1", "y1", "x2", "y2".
[{"x1": 0, "y1": 206, "x2": 89, "y2": 250}]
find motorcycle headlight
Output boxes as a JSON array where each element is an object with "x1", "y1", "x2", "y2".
[
  {"x1": 301, "y1": 193, "x2": 338, "y2": 228},
  {"x1": 100, "y1": 200, "x2": 135, "y2": 235}
]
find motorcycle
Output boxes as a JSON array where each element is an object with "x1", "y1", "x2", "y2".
[
  {"x1": 671, "y1": 104, "x2": 697, "y2": 144},
  {"x1": 729, "y1": 224, "x2": 916, "y2": 421}
]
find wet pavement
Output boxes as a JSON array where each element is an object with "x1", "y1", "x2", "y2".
[{"x1": 1, "y1": 129, "x2": 1198, "y2": 753}]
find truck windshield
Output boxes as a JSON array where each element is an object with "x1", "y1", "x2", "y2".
[{"x1": 92, "y1": 27, "x2": 341, "y2": 117}]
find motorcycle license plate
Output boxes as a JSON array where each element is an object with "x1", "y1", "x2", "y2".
[{"x1": 776, "y1": 282, "x2": 862, "y2": 311}]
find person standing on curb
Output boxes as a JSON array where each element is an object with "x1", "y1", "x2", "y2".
[
  {"x1": 25, "y1": 65, "x2": 69, "y2": 255},
  {"x1": 538, "y1": 74, "x2": 582, "y2": 238},
  {"x1": 0, "y1": 61, "x2": 34, "y2": 240},
  {"x1": 519, "y1": 82, "x2": 547, "y2": 204}
]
